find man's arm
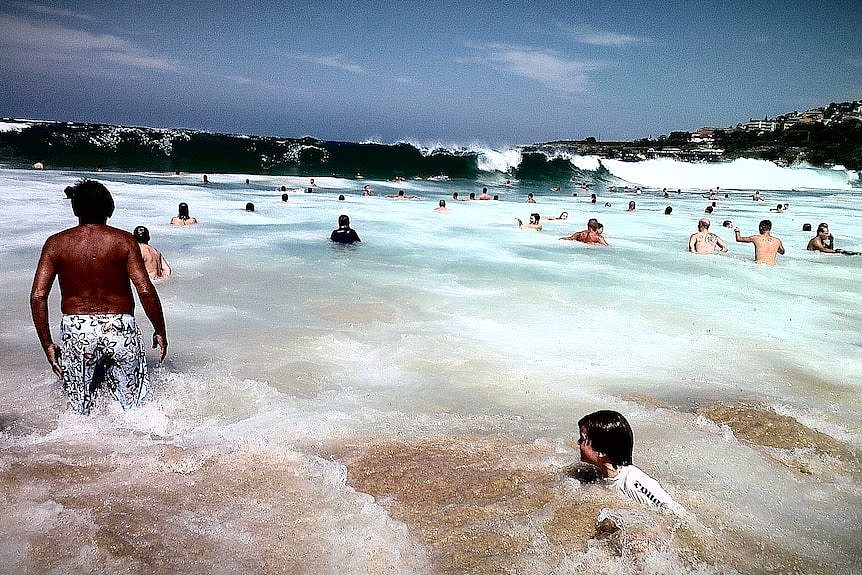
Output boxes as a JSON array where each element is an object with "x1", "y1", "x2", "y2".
[
  {"x1": 29, "y1": 241, "x2": 61, "y2": 376},
  {"x1": 127, "y1": 243, "x2": 168, "y2": 362},
  {"x1": 734, "y1": 228, "x2": 753, "y2": 243},
  {"x1": 688, "y1": 234, "x2": 697, "y2": 252},
  {"x1": 715, "y1": 236, "x2": 729, "y2": 252},
  {"x1": 777, "y1": 239, "x2": 785, "y2": 255}
]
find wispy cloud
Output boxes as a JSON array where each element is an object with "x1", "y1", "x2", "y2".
[
  {"x1": 286, "y1": 52, "x2": 368, "y2": 75},
  {"x1": 461, "y1": 44, "x2": 603, "y2": 93},
  {"x1": 23, "y1": 2, "x2": 97, "y2": 22},
  {"x1": 0, "y1": 14, "x2": 179, "y2": 72},
  {"x1": 560, "y1": 25, "x2": 649, "y2": 47}
]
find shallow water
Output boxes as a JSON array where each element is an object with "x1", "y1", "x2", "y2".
[{"x1": 1, "y1": 165, "x2": 860, "y2": 574}]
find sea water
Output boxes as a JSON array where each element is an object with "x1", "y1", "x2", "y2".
[{"x1": 0, "y1": 162, "x2": 860, "y2": 574}]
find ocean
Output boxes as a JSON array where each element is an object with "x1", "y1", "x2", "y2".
[{"x1": 0, "y1": 156, "x2": 860, "y2": 574}]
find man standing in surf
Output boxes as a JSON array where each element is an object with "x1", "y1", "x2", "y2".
[
  {"x1": 734, "y1": 220, "x2": 785, "y2": 265},
  {"x1": 30, "y1": 180, "x2": 168, "y2": 414}
]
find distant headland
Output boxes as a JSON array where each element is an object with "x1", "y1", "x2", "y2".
[
  {"x1": 540, "y1": 99, "x2": 862, "y2": 170},
  {"x1": 2, "y1": 98, "x2": 860, "y2": 175}
]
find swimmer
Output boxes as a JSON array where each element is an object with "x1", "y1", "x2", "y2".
[
  {"x1": 245, "y1": 202, "x2": 255, "y2": 212},
  {"x1": 170, "y1": 202, "x2": 198, "y2": 225},
  {"x1": 516, "y1": 213, "x2": 543, "y2": 231},
  {"x1": 542, "y1": 211, "x2": 568, "y2": 221},
  {"x1": 452, "y1": 192, "x2": 467, "y2": 202},
  {"x1": 734, "y1": 220, "x2": 785, "y2": 265},
  {"x1": 560, "y1": 218, "x2": 608, "y2": 245},
  {"x1": 434, "y1": 200, "x2": 449, "y2": 212},
  {"x1": 478, "y1": 187, "x2": 491, "y2": 200},
  {"x1": 330, "y1": 214, "x2": 361, "y2": 244},
  {"x1": 281, "y1": 194, "x2": 289, "y2": 202},
  {"x1": 133, "y1": 226, "x2": 172, "y2": 280},
  {"x1": 386, "y1": 190, "x2": 417, "y2": 199},
  {"x1": 362, "y1": 185, "x2": 374, "y2": 196},
  {"x1": 664, "y1": 206, "x2": 673, "y2": 215},
  {"x1": 551, "y1": 186, "x2": 561, "y2": 192},
  {"x1": 526, "y1": 193, "x2": 536, "y2": 203},
  {"x1": 627, "y1": 201, "x2": 636, "y2": 212},
  {"x1": 688, "y1": 218, "x2": 728, "y2": 254},
  {"x1": 807, "y1": 223, "x2": 856, "y2": 254},
  {"x1": 751, "y1": 191, "x2": 764, "y2": 201},
  {"x1": 576, "y1": 410, "x2": 686, "y2": 516},
  {"x1": 338, "y1": 195, "x2": 345, "y2": 201},
  {"x1": 769, "y1": 203, "x2": 784, "y2": 213}
]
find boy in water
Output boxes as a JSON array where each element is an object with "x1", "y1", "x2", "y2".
[{"x1": 577, "y1": 410, "x2": 686, "y2": 516}]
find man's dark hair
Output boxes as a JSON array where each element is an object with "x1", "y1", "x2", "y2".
[
  {"x1": 759, "y1": 219, "x2": 772, "y2": 233},
  {"x1": 133, "y1": 226, "x2": 150, "y2": 243},
  {"x1": 66, "y1": 180, "x2": 114, "y2": 223},
  {"x1": 578, "y1": 410, "x2": 634, "y2": 467},
  {"x1": 338, "y1": 214, "x2": 350, "y2": 227}
]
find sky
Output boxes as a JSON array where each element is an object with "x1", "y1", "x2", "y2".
[{"x1": 0, "y1": 1, "x2": 860, "y2": 146}]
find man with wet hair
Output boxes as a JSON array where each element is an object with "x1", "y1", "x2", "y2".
[
  {"x1": 170, "y1": 202, "x2": 198, "y2": 225},
  {"x1": 734, "y1": 219, "x2": 785, "y2": 265},
  {"x1": 516, "y1": 213, "x2": 543, "y2": 231},
  {"x1": 560, "y1": 218, "x2": 608, "y2": 245},
  {"x1": 330, "y1": 214, "x2": 361, "y2": 244},
  {"x1": 807, "y1": 223, "x2": 852, "y2": 254},
  {"x1": 133, "y1": 226, "x2": 172, "y2": 280},
  {"x1": 30, "y1": 180, "x2": 168, "y2": 414}
]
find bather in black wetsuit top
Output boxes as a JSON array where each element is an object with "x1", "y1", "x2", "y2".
[{"x1": 330, "y1": 228, "x2": 361, "y2": 244}]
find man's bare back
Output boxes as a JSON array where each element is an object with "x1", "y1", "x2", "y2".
[
  {"x1": 689, "y1": 231, "x2": 728, "y2": 254},
  {"x1": 36, "y1": 225, "x2": 143, "y2": 314},
  {"x1": 139, "y1": 243, "x2": 172, "y2": 280},
  {"x1": 734, "y1": 221, "x2": 785, "y2": 265}
]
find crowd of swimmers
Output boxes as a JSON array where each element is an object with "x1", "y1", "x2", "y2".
[{"x1": 144, "y1": 178, "x2": 856, "y2": 281}]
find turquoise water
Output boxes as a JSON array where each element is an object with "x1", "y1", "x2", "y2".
[{"x1": 1, "y1": 163, "x2": 860, "y2": 573}]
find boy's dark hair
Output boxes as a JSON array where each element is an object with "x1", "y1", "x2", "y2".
[
  {"x1": 578, "y1": 410, "x2": 634, "y2": 467},
  {"x1": 338, "y1": 214, "x2": 350, "y2": 227},
  {"x1": 65, "y1": 180, "x2": 114, "y2": 222}
]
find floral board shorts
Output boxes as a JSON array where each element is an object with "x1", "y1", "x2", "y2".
[{"x1": 59, "y1": 314, "x2": 151, "y2": 414}]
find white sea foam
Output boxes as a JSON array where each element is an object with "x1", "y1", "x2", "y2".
[{"x1": 599, "y1": 157, "x2": 855, "y2": 190}]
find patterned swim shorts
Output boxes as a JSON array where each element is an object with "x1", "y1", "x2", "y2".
[{"x1": 59, "y1": 314, "x2": 151, "y2": 414}]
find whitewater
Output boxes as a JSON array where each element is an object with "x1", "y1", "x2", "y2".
[{"x1": 0, "y1": 158, "x2": 860, "y2": 575}]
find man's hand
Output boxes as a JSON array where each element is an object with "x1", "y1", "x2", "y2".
[
  {"x1": 153, "y1": 333, "x2": 167, "y2": 363},
  {"x1": 44, "y1": 343, "x2": 62, "y2": 378}
]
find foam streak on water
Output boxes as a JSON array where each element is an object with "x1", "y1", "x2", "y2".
[{"x1": 1, "y1": 167, "x2": 860, "y2": 574}]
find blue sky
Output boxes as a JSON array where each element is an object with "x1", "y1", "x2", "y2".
[{"x1": 1, "y1": 1, "x2": 860, "y2": 146}]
